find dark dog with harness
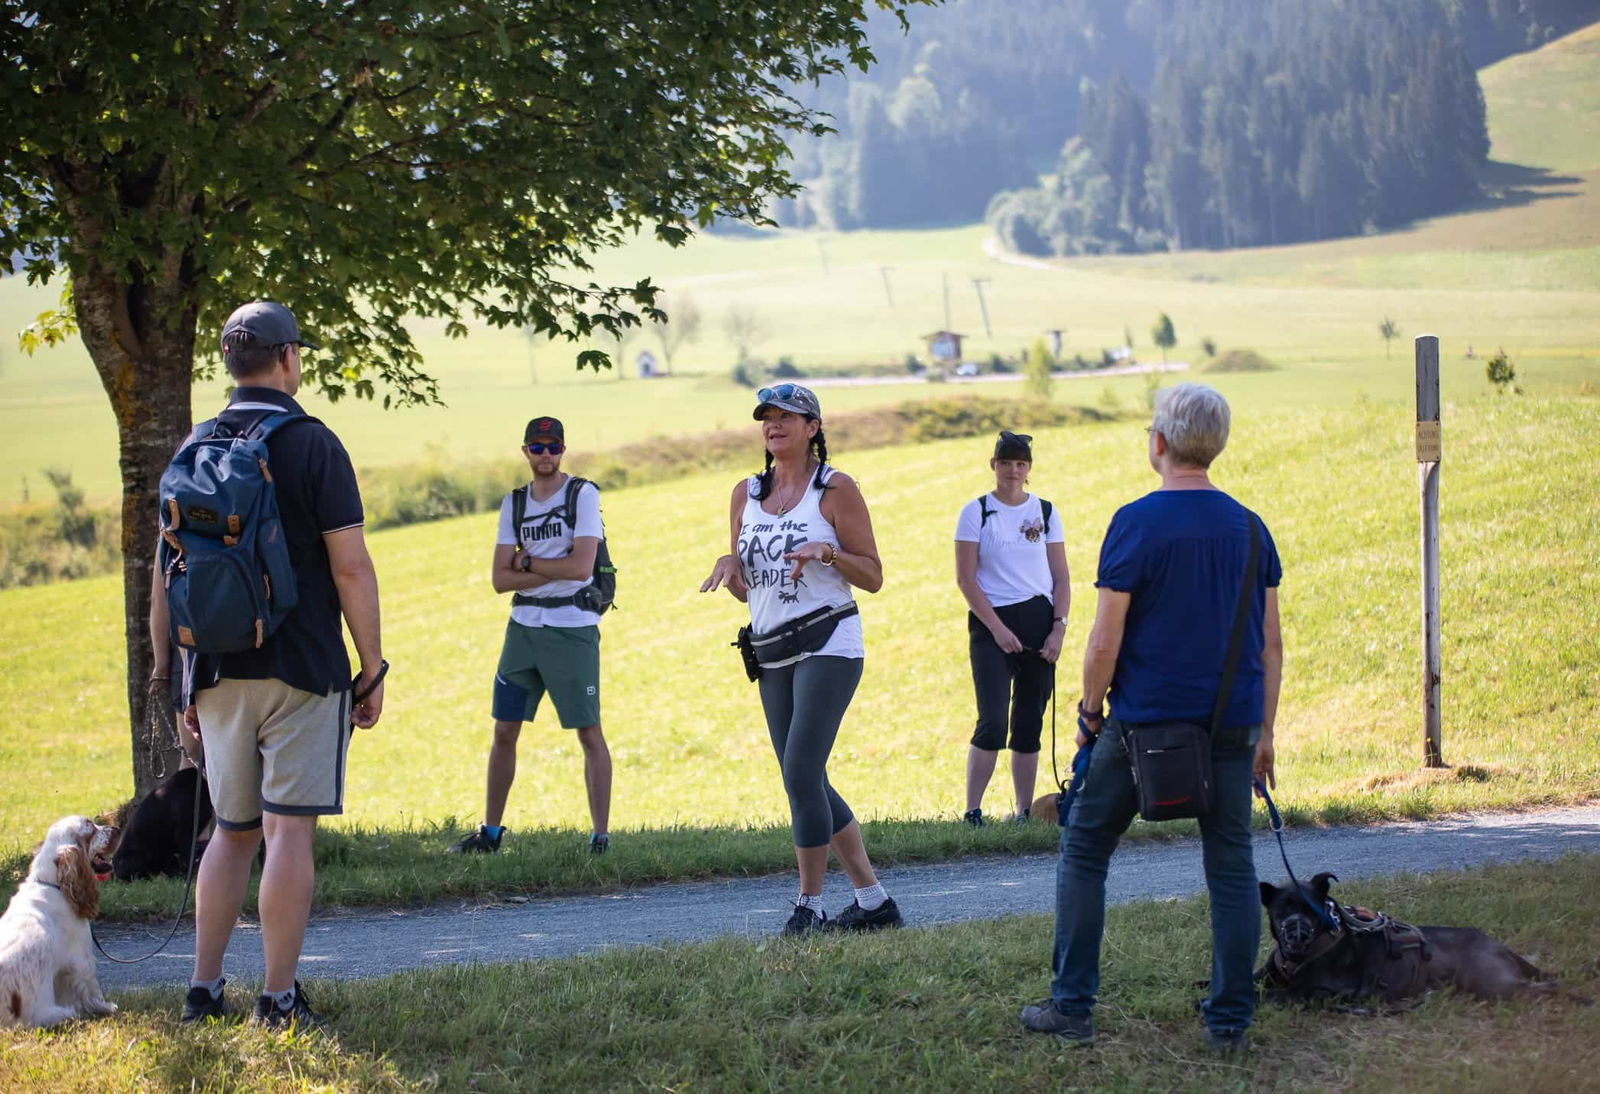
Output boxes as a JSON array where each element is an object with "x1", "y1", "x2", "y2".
[{"x1": 1259, "y1": 871, "x2": 1560, "y2": 1004}]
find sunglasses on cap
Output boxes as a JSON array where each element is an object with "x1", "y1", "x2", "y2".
[
  {"x1": 524, "y1": 442, "x2": 565, "y2": 455},
  {"x1": 756, "y1": 384, "x2": 802, "y2": 403}
]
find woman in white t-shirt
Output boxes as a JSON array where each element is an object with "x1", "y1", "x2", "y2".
[
  {"x1": 701, "y1": 383, "x2": 902, "y2": 936},
  {"x1": 953, "y1": 431, "x2": 1071, "y2": 826}
]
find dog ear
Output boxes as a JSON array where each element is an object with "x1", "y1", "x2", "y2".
[
  {"x1": 1310, "y1": 871, "x2": 1338, "y2": 900},
  {"x1": 55, "y1": 845, "x2": 100, "y2": 920},
  {"x1": 1259, "y1": 881, "x2": 1279, "y2": 908}
]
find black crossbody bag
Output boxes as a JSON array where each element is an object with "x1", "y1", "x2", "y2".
[
  {"x1": 1123, "y1": 516, "x2": 1260, "y2": 822},
  {"x1": 733, "y1": 601, "x2": 859, "y2": 682}
]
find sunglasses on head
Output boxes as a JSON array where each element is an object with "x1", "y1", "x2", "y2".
[
  {"x1": 757, "y1": 384, "x2": 802, "y2": 403},
  {"x1": 525, "y1": 442, "x2": 565, "y2": 455}
]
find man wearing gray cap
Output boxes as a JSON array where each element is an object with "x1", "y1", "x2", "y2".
[{"x1": 150, "y1": 300, "x2": 385, "y2": 1030}]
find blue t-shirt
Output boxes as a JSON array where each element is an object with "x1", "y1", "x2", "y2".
[{"x1": 1096, "y1": 490, "x2": 1282, "y2": 727}]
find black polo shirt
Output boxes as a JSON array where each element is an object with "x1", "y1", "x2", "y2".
[{"x1": 188, "y1": 387, "x2": 364, "y2": 697}]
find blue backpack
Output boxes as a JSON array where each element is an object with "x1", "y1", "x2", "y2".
[{"x1": 157, "y1": 410, "x2": 305, "y2": 652}]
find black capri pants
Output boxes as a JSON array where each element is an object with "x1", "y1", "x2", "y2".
[{"x1": 968, "y1": 594, "x2": 1056, "y2": 754}]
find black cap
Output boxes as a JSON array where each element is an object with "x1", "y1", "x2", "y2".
[
  {"x1": 220, "y1": 301, "x2": 319, "y2": 350},
  {"x1": 993, "y1": 430, "x2": 1033, "y2": 461},
  {"x1": 524, "y1": 416, "x2": 565, "y2": 444}
]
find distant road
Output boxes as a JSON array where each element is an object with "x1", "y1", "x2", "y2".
[
  {"x1": 807, "y1": 361, "x2": 1189, "y2": 389},
  {"x1": 94, "y1": 803, "x2": 1600, "y2": 992}
]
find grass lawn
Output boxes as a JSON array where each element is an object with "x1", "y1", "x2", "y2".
[
  {"x1": 3, "y1": 855, "x2": 1596, "y2": 1091},
  {"x1": 2, "y1": 392, "x2": 1596, "y2": 915}
]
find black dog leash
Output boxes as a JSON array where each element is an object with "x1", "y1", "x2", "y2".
[
  {"x1": 1253, "y1": 777, "x2": 1340, "y2": 930},
  {"x1": 93, "y1": 660, "x2": 389, "y2": 965}
]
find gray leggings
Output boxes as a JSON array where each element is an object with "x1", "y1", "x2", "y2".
[{"x1": 757, "y1": 655, "x2": 862, "y2": 848}]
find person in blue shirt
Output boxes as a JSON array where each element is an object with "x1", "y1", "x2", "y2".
[{"x1": 1020, "y1": 382, "x2": 1283, "y2": 1055}]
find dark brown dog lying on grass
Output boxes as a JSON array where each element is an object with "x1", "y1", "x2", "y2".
[{"x1": 1259, "y1": 871, "x2": 1566, "y2": 1004}]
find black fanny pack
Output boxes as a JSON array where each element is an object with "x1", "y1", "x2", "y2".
[
  {"x1": 749, "y1": 602, "x2": 859, "y2": 667},
  {"x1": 1123, "y1": 515, "x2": 1260, "y2": 823}
]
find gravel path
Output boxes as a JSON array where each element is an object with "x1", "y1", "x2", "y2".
[{"x1": 94, "y1": 805, "x2": 1600, "y2": 992}]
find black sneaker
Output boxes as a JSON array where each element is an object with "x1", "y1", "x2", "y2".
[
  {"x1": 783, "y1": 903, "x2": 827, "y2": 935},
  {"x1": 963, "y1": 808, "x2": 985, "y2": 827},
  {"x1": 825, "y1": 897, "x2": 904, "y2": 932},
  {"x1": 181, "y1": 981, "x2": 227, "y2": 1023},
  {"x1": 250, "y1": 981, "x2": 322, "y2": 1031},
  {"x1": 1204, "y1": 1027, "x2": 1249, "y2": 1056},
  {"x1": 448, "y1": 825, "x2": 502, "y2": 854},
  {"x1": 1020, "y1": 999, "x2": 1094, "y2": 1043},
  {"x1": 589, "y1": 833, "x2": 609, "y2": 855},
  {"x1": 1013, "y1": 808, "x2": 1032, "y2": 826}
]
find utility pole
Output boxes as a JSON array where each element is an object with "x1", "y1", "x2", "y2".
[
  {"x1": 942, "y1": 273, "x2": 951, "y2": 331},
  {"x1": 879, "y1": 266, "x2": 895, "y2": 308},
  {"x1": 1414, "y1": 334, "x2": 1444, "y2": 767},
  {"x1": 971, "y1": 278, "x2": 993, "y2": 337}
]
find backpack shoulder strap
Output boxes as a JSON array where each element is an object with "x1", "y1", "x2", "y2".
[
  {"x1": 1040, "y1": 498, "x2": 1053, "y2": 531},
  {"x1": 510, "y1": 485, "x2": 530, "y2": 552},
  {"x1": 1209, "y1": 512, "x2": 1261, "y2": 733},
  {"x1": 563, "y1": 476, "x2": 591, "y2": 528},
  {"x1": 978, "y1": 494, "x2": 993, "y2": 527}
]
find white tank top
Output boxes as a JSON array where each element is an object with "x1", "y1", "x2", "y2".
[{"x1": 739, "y1": 466, "x2": 864, "y2": 666}]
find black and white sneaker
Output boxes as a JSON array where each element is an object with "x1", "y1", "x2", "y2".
[
  {"x1": 825, "y1": 897, "x2": 904, "y2": 933},
  {"x1": 963, "y1": 808, "x2": 985, "y2": 827},
  {"x1": 448, "y1": 825, "x2": 503, "y2": 854},
  {"x1": 249, "y1": 981, "x2": 322, "y2": 1031},
  {"x1": 589, "y1": 833, "x2": 609, "y2": 855},
  {"x1": 181, "y1": 981, "x2": 227, "y2": 1023},
  {"x1": 783, "y1": 904, "x2": 827, "y2": 935}
]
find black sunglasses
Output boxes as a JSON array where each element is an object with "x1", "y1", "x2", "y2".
[{"x1": 525, "y1": 442, "x2": 565, "y2": 455}]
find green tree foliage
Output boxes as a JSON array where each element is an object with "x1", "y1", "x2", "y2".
[
  {"x1": 0, "y1": 0, "x2": 930, "y2": 794},
  {"x1": 1380, "y1": 317, "x2": 1402, "y2": 359},
  {"x1": 1152, "y1": 312, "x2": 1176, "y2": 362},
  {"x1": 1024, "y1": 338, "x2": 1054, "y2": 401},
  {"x1": 1486, "y1": 348, "x2": 1517, "y2": 393}
]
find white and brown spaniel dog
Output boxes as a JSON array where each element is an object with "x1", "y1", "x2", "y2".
[{"x1": 0, "y1": 815, "x2": 121, "y2": 1029}]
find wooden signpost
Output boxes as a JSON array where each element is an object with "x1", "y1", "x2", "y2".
[{"x1": 1415, "y1": 335, "x2": 1444, "y2": 767}]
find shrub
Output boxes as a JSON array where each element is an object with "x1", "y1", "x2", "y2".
[
  {"x1": 1201, "y1": 336, "x2": 1217, "y2": 357},
  {"x1": 1202, "y1": 348, "x2": 1278, "y2": 373},
  {"x1": 1486, "y1": 348, "x2": 1517, "y2": 394},
  {"x1": 771, "y1": 356, "x2": 803, "y2": 379},
  {"x1": 1024, "y1": 338, "x2": 1054, "y2": 401}
]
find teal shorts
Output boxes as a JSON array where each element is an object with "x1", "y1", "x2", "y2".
[{"x1": 492, "y1": 621, "x2": 601, "y2": 728}]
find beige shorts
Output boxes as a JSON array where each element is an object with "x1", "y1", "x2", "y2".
[{"x1": 195, "y1": 678, "x2": 352, "y2": 829}]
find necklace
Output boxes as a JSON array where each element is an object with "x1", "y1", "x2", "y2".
[{"x1": 773, "y1": 460, "x2": 814, "y2": 515}]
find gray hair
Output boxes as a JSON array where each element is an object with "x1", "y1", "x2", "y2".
[{"x1": 1151, "y1": 382, "x2": 1230, "y2": 468}]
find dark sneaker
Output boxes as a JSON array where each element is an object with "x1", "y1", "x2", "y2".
[
  {"x1": 448, "y1": 825, "x2": 502, "y2": 854},
  {"x1": 1013, "y1": 808, "x2": 1032, "y2": 826},
  {"x1": 783, "y1": 904, "x2": 827, "y2": 935},
  {"x1": 181, "y1": 981, "x2": 227, "y2": 1023},
  {"x1": 825, "y1": 897, "x2": 904, "y2": 933},
  {"x1": 1204, "y1": 1028, "x2": 1249, "y2": 1056},
  {"x1": 589, "y1": 833, "x2": 609, "y2": 855},
  {"x1": 250, "y1": 982, "x2": 322, "y2": 1032},
  {"x1": 963, "y1": 808, "x2": 985, "y2": 828},
  {"x1": 1020, "y1": 999, "x2": 1094, "y2": 1043}
]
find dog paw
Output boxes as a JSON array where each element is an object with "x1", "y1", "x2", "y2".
[{"x1": 83, "y1": 1000, "x2": 118, "y2": 1017}]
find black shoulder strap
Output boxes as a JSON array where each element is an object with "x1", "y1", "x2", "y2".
[
  {"x1": 563, "y1": 476, "x2": 589, "y2": 529},
  {"x1": 978, "y1": 494, "x2": 993, "y2": 527},
  {"x1": 1210, "y1": 513, "x2": 1261, "y2": 733},
  {"x1": 1041, "y1": 498, "x2": 1053, "y2": 531},
  {"x1": 510, "y1": 485, "x2": 529, "y2": 552}
]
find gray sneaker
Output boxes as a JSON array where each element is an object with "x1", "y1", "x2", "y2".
[
  {"x1": 1020, "y1": 999, "x2": 1094, "y2": 1043},
  {"x1": 1204, "y1": 1027, "x2": 1249, "y2": 1056}
]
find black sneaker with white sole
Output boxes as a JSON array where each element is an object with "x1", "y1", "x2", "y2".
[
  {"x1": 824, "y1": 897, "x2": 904, "y2": 932},
  {"x1": 249, "y1": 981, "x2": 323, "y2": 1031},
  {"x1": 783, "y1": 904, "x2": 827, "y2": 935},
  {"x1": 181, "y1": 981, "x2": 227, "y2": 1023},
  {"x1": 1019, "y1": 999, "x2": 1094, "y2": 1043}
]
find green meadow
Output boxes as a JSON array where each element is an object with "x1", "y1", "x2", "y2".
[{"x1": 1, "y1": 23, "x2": 1597, "y2": 861}]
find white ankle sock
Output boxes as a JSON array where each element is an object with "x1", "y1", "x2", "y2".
[
  {"x1": 854, "y1": 883, "x2": 888, "y2": 911},
  {"x1": 796, "y1": 892, "x2": 827, "y2": 913},
  {"x1": 190, "y1": 976, "x2": 224, "y2": 997},
  {"x1": 266, "y1": 986, "x2": 295, "y2": 1009}
]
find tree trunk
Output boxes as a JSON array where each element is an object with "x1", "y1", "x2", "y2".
[{"x1": 73, "y1": 264, "x2": 199, "y2": 801}]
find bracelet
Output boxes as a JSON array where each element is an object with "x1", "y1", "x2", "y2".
[
  {"x1": 1077, "y1": 701, "x2": 1104, "y2": 721},
  {"x1": 821, "y1": 543, "x2": 838, "y2": 567},
  {"x1": 148, "y1": 674, "x2": 170, "y2": 683}
]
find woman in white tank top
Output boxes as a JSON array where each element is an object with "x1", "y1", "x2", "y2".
[{"x1": 701, "y1": 383, "x2": 903, "y2": 935}]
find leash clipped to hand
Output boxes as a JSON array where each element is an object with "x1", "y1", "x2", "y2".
[
  {"x1": 352, "y1": 658, "x2": 389, "y2": 705},
  {"x1": 1254, "y1": 777, "x2": 1340, "y2": 930}
]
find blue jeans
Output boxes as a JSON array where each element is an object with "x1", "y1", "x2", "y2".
[{"x1": 1050, "y1": 718, "x2": 1261, "y2": 1032}]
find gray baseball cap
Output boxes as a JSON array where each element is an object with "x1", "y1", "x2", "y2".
[
  {"x1": 753, "y1": 382, "x2": 822, "y2": 421},
  {"x1": 220, "y1": 301, "x2": 319, "y2": 350}
]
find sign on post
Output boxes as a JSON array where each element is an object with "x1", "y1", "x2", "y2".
[{"x1": 1415, "y1": 335, "x2": 1444, "y2": 767}]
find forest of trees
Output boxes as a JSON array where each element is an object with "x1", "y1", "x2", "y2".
[{"x1": 771, "y1": 0, "x2": 1593, "y2": 252}]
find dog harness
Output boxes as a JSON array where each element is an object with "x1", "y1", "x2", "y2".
[{"x1": 1265, "y1": 902, "x2": 1433, "y2": 1002}]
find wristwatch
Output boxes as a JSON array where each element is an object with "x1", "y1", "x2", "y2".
[{"x1": 1053, "y1": 616, "x2": 1068, "y2": 627}]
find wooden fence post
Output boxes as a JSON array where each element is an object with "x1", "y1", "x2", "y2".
[{"x1": 1415, "y1": 335, "x2": 1444, "y2": 767}]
